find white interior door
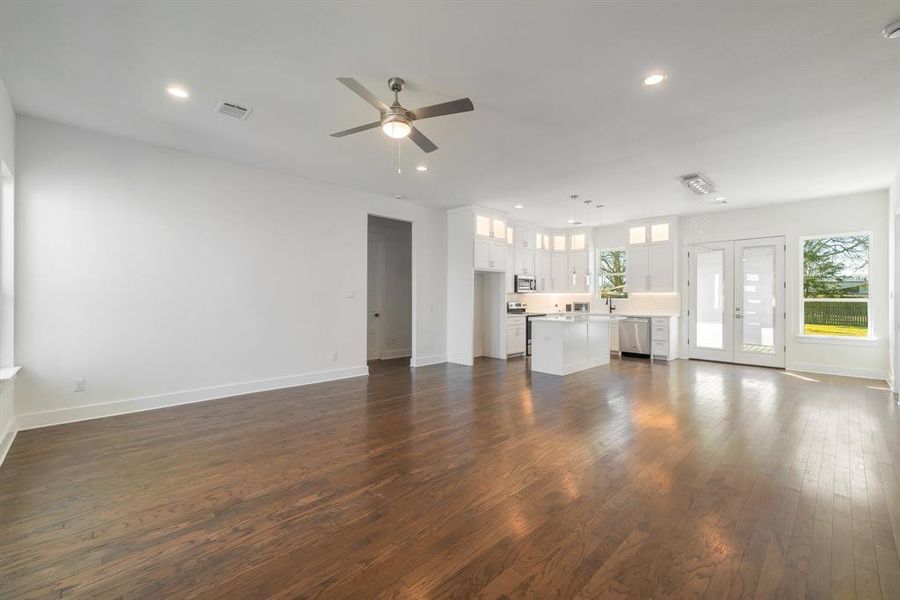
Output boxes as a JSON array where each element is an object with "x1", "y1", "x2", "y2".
[
  {"x1": 687, "y1": 242, "x2": 734, "y2": 362},
  {"x1": 687, "y1": 237, "x2": 785, "y2": 367},
  {"x1": 733, "y1": 237, "x2": 785, "y2": 368},
  {"x1": 367, "y1": 237, "x2": 383, "y2": 360}
]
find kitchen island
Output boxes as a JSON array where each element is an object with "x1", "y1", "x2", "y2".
[{"x1": 530, "y1": 314, "x2": 611, "y2": 375}]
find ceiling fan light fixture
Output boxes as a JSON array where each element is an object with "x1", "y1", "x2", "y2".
[{"x1": 381, "y1": 114, "x2": 412, "y2": 139}]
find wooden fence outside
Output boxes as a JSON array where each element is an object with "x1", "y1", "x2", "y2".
[{"x1": 803, "y1": 300, "x2": 868, "y2": 327}]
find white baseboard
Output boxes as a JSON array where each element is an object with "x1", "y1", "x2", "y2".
[
  {"x1": 380, "y1": 349, "x2": 412, "y2": 360},
  {"x1": 789, "y1": 362, "x2": 887, "y2": 381},
  {"x1": 411, "y1": 354, "x2": 446, "y2": 367},
  {"x1": 17, "y1": 365, "x2": 369, "y2": 431},
  {"x1": 0, "y1": 415, "x2": 17, "y2": 469}
]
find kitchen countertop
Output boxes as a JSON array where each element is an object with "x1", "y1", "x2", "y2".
[{"x1": 530, "y1": 314, "x2": 611, "y2": 323}]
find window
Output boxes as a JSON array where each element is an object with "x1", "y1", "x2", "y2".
[
  {"x1": 597, "y1": 248, "x2": 627, "y2": 298},
  {"x1": 801, "y1": 233, "x2": 870, "y2": 338},
  {"x1": 629, "y1": 226, "x2": 646, "y2": 244}
]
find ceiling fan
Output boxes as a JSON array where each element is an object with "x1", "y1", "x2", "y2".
[{"x1": 330, "y1": 77, "x2": 474, "y2": 153}]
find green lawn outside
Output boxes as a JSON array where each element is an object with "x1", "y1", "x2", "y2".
[{"x1": 803, "y1": 324, "x2": 868, "y2": 337}]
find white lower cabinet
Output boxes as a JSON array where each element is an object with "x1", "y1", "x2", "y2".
[
  {"x1": 507, "y1": 315, "x2": 526, "y2": 355},
  {"x1": 609, "y1": 319, "x2": 619, "y2": 353},
  {"x1": 649, "y1": 316, "x2": 679, "y2": 361}
]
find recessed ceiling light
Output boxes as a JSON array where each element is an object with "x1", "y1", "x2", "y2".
[
  {"x1": 643, "y1": 73, "x2": 667, "y2": 86},
  {"x1": 567, "y1": 219, "x2": 577, "y2": 224},
  {"x1": 166, "y1": 86, "x2": 190, "y2": 99},
  {"x1": 514, "y1": 204, "x2": 524, "y2": 209},
  {"x1": 883, "y1": 20, "x2": 900, "y2": 39},
  {"x1": 394, "y1": 195, "x2": 407, "y2": 200},
  {"x1": 416, "y1": 165, "x2": 428, "y2": 172}
]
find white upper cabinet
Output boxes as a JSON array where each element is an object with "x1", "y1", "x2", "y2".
[
  {"x1": 650, "y1": 223, "x2": 669, "y2": 243},
  {"x1": 475, "y1": 214, "x2": 492, "y2": 238},
  {"x1": 570, "y1": 232, "x2": 587, "y2": 251},
  {"x1": 492, "y1": 218, "x2": 507, "y2": 241},
  {"x1": 535, "y1": 250, "x2": 551, "y2": 291},
  {"x1": 552, "y1": 234, "x2": 567, "y2": 252},
  {"x1": 515, "y1": 225, "x2": 535, "y2": 249},
  {"x1": 622, "y1": 216, "x2": 678, "y2": 293},
  {"x1": 474, "y1": 238, "x2": 506, "y2": 271},
  {"x1": 647, "y1": 244, "x2": 673, "y2": 291},
  {"x1": 535, "y1": 231, "x2": 551, "y2": 251},
  {"x1": 626, "y1": 246, "x2": 649, "y2": 293},
  {"x1": 569, "y1": 250, "x2": 589, "y2": 292},
  {"x1": 550, "y1": 251, "x2": 569, "y2": 291},
  {"x1": 515, "y1": 248, "x2": 535, "y2": 276},
  {"x1": 506, "y1": 225, "x2": 514, "y2": 245},
  {"x1": 628, "y1": 226, "x2": 647, "y2": 245}
]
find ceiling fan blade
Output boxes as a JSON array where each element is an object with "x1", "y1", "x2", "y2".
[
  {"x1": 336, "y1": 77, "x2": 389, "y2": 112},
  {"x1": 330, "y1": 121, "x2": 381, "y2": 137},
  {"x1": 410, "y1": 98, "x2": 474, "y2": 120},
  {"x1": 408, "y1": 127, "x2": 438, "y2": 153}
]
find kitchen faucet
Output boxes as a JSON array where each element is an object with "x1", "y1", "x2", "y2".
[{"x1": 605, "y1": 297, "x2": 616, "y2": 313}]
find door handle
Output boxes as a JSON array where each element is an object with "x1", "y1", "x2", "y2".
[{"x1": 374, "y1": 313, "x2": 380, "y2": 317}]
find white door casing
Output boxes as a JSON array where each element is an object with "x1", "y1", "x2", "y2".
[{"x1": 687, "y1": 236, "x2": 785, "y2": 368}]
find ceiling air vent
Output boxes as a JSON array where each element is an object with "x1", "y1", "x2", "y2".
[
  {"x1": 215, "y1": 101, "x2": 252, "y2": 121},
  {"x1": 680, "y1": 173, "x2": 716, "y2": 195}
]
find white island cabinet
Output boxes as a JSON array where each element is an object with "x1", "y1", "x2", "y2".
[{"x1": 530, "y1": 315, "x2": 611, "y2": 375}]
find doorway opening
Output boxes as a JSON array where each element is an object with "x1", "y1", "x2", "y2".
[
  {"x1": 686, "y1": 236, "x2": 786, "y2": 368},
  {"x1": 367, "y1": 215, "x2": 412, "y2": 366}
]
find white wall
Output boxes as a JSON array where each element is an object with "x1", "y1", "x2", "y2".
[
  {"x1": 446, "y1": 208, "x2": 474, "y2": 365},
  {"x1": 681, "y1": 191, "x2": 889, "y2": 380},
  {"x1": 0, "y1": 75, "x2": 15, "y2": 464},
  {"x1": 890, "y1": 164, "x2": 899, "y2": 390},
  {"x1": 14, "y1": 116, "x2": 446, "y2": 428},
  {"x1": 367, "y1": 215, "x2": 411, "y2": 359}
]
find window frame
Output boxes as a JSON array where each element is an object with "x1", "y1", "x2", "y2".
[{"x1": 798, "y1": 231, "x2": 873, "y2": 341}]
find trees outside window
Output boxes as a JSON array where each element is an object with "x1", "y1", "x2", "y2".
[
  {"x1": 801, "y1": 234, "x2": 869, "y2": 337},
  {"x1": 597, "y1": 248, "x2": 627, "y2": 298}
]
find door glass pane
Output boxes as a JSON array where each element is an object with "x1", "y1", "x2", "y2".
[
  {"x1": 696, "y1": 249, "x2": 724, "y2": 349},
  {"x1": 740, "y1": 245, "x2": 775, "y2": 353}
]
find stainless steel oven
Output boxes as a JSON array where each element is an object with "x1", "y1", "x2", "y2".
[{"x1": 514, "y1": 275, "x2": 536, "y2": 293}]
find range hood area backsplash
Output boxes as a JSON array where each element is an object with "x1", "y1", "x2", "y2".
[{"x1": 506, "y1": 292, "x2": 680, "y2": 315}]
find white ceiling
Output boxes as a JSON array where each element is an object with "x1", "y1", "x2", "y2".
[{"x1": 1, "y1": 1, "x2": 899, "y2": 227}]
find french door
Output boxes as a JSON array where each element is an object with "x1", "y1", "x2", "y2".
[{"x1": 687, "y1": 236, "x2": 785, "y2": 368}]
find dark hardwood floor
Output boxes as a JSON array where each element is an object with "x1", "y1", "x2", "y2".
[{"x1": 2, "y1": 357, "x2": 899, "y2": 598}]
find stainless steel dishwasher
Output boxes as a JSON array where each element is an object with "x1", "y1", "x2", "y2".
[{"x1": 618, "y1": 317, "x2": 650, "y2": 357}]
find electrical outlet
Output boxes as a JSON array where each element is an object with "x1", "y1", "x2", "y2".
[
  {"x1": 331, "y1": 352, "x2": 338, "y2": 362},
  {"x1": 73, "y1": 378, "x2": 86, "y2": 392}
]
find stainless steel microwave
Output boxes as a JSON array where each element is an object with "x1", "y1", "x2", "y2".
[{"x1": 514, "y1": 274, "x2": 537, "y2": 293}]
